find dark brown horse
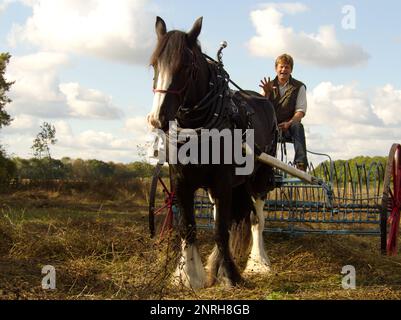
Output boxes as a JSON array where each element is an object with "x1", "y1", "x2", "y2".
[{"x1": 147, "y1": 16, "x2": 277, "y2": 288}]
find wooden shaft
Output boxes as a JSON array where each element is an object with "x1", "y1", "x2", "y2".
[{"x1": 257, "y1": 152, "x2": 317, "y2": 185}]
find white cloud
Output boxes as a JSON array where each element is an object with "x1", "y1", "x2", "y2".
[
  {"x1": 124, "y1": 116, "x2": 150, "y2": 137},
  {"x1": 306, "y1": 82, "x2": 381, "y2": 126},
  {"x1": 35, "y1": 121, "x2": 136, "y2": 152},
  {"x1": 6, "y1": 52, "x2": 123, "y2": 119},
  {"x1": 261, "y1": 2, "x2": 308, "y2": 14},
  {"x1": 54, "y1": 128, "x2": 144, "y2": 162},
  {"x1": 7, "y1": 52, "x2": 71, "y2": 118},
  {"x1": 8, "y1": 0, "x2": 157, "y2": 65},
  {"x1": 60, "y1": 83, "x2": 122, "y2": 119},
  {"x1": 2, "y1": 118, "x2": 148, "y2": 162},
  {"x1": 303, "y1": 82, "x2": 400, "y2": 161},
  {"x1": 0, "y1": 0, "x2": 14, "y2": 13},
  {"x1": 2, "y1": 114, "x2": 39, "y2": 134},
  {"x1": 372, "y1": 84, "x2": 401, "y2": 126},
  {"x1": 247, "y1": 3, "x2": 370, "y2": 67}
]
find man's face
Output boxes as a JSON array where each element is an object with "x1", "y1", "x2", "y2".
[{"x1": 275, "y1": 62, "x2": 292, "y2": 83}]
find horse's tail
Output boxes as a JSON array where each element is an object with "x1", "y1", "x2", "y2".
[{"x1": 229, "y1": 184, "x2": 252, "y2": 269}]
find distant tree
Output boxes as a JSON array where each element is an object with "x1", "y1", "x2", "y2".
[
  {"x1": 0, "y1": 147, "x2": 16, "y2": 185},
  {"x1": 0, "y1": 52, "x2": 13, "y2": 129},
  {"x1": 127, "y1": 161, "x2": 155, "y2": 177},
  {"x1": 112, "y1": 162, "x2": 134, "y2": 180},
  {"x1": 71, "y1": 159, "x2": 88, "y2": 180},
  {"x1": 32, "y1": 122, "x2": 57, "y2": 159},
  {"x1": 86, "y1": 159, "x2": 114, "y2": 180},
  {"x1": 0, "y1": 53, "x2": 16, "y2": 186}
]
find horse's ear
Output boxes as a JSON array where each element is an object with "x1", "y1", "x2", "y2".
[
  {"x1": 156, "y1": 16, "x2": 167, "y2": 40},
  {"x1": 187, "y1": 17, "x2": 203, "y2": 46}
]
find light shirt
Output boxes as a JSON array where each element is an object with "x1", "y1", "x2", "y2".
[{"x1": 278, "y1": 80, "x2": 307, "y2": 115}]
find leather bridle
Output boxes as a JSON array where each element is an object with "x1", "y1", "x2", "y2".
[{"x1": 152, "y1": 49, "x2": 199, "y2": 99}]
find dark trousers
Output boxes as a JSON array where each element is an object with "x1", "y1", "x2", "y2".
[{"x1": 282, "y1": 122, "x2": 308, "y2": 165}]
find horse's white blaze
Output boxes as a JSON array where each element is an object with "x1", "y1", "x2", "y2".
[
  {"x1": 244, "y1": 198, "x2": 271, "y2": 273},
  {"x1": 172, "y1": 241, "x2": 206, "y2": 289},
  {"x1": 149, "y1": 65, "x2": 172, "y2": 127}
]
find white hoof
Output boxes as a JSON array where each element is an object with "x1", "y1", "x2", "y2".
[
  {"x1": 171, "y1": 243, "x2": 206, "y2": 289},
  {"x1": 244, "y1": 257, "x2": 271, "y2": 274}
]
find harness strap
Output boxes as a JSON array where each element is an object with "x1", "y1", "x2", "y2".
[{"x1": 175, "y1": 61, "x2": 229, "y2": 132}]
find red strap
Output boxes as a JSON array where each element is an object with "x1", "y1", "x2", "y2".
[{"x1": 153, "y1": 88, "x2": 184, "y2": 95}]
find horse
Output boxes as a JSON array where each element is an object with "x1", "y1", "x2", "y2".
[{"x1": 147, "y1": 16, "x2": 277, "y2": 288}]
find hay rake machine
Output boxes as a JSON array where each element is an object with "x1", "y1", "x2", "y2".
[{"x1": 148, "y1": 138, "x2": 401, "y2": 256}]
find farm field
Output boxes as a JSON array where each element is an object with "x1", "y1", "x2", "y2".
[{"x1": 1, "y1": 190, "x2": 401, "y2": 300}]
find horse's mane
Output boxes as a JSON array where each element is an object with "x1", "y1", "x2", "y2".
[{"x1": 150, "y1": 30, "x2": 202, "y2": 74}]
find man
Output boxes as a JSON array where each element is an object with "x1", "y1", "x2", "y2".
[{"x1": 259, "y1": 53, "x2": 308, "y2": 171}]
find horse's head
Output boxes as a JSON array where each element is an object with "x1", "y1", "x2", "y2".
[{"x1": 147, "y1": 16, "x2": 208, "y2": 131}]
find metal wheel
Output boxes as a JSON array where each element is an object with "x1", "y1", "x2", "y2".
[
  {"x1": 381, "y1": 144, "x2": 401, "y2": 255},
  {"x1": 148, "y1": 163, "x2": 176, "y2": 240}
]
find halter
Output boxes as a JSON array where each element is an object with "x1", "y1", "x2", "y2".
[{"x1": 153, "y1": 86, "x2": 187, "y2": 95}]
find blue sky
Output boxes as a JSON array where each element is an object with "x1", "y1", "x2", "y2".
[{"x1": 1, "y1": 0, "x2": 401, "y2": 163}]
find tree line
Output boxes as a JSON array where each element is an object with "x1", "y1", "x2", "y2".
[{"x1": 11, "y1": 157, "x2": 165, "y2": 182}]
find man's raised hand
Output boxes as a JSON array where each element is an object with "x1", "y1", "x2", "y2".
[{"x1": 259, "y1": 77, "x2": 276, "y2": 98}]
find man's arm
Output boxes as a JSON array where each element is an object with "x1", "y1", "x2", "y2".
[
  {"x1": 290, "y1": 111, "x2": 305, "y2": 124},
  {"x1": 293, "y1": 85, "x2": 307, "y2": 123}
]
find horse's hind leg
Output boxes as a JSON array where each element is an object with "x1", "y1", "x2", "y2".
[
  {"x1": 206, "y1": 186, "x2": 242, "y2": 287},
  {"x1": 244, "y1": 197, "x2": 271, "y2": 273},
  {"x1": 172, "y1": 184, "x2": 205, "y2": 289}
]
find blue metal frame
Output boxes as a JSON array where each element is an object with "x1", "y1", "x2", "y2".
[{"x1": 193, "y1": 159, "x2": 385, "y2": 237}]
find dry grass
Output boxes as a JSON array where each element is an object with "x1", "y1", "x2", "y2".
[{"x1": 1, "y1": 191, "x2": 401, "y2": 300}]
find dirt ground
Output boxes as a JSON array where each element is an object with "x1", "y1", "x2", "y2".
[{"x1": 1, "y1": 191, "x2": 401, "y2": 300}]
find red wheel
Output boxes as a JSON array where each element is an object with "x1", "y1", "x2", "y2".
[
  {"x1": 148, "y1": 163, "x2": 176, "y2": 241},
  {"x1": 381, "y1": 144, "x2": 401, "y2": 255}
]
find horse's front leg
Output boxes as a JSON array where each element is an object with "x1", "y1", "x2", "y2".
[
  {"x1": 172, "y1": 181, "x2": 205, "y2": 289},
  {"x1": 206, "y1": 178, "x2": 242, "y2": 287},
  {"x1": 244, "y1": 197, "x2": 271, "y2": 273}
]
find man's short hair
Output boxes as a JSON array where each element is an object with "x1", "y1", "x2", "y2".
[{"x1": 275, "y1": 54, "x2": 294, "y2": 70}]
